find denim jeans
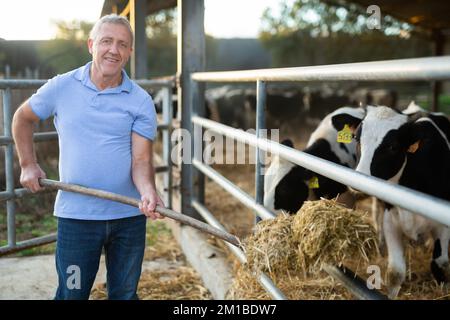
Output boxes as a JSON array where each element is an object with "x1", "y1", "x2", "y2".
[{"x1": 54, "y1": 214, "x2": 146, "y2": 300}]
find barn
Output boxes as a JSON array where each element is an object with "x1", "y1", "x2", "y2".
[{"x1": 1, "y1": 0, "x2": 450, "y2": 301}]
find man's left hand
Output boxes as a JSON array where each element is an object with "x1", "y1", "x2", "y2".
[{"x1": 139, "y1": 190, "x2": 165, "y2": 220}]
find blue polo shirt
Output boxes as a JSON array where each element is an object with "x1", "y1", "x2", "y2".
[{"x1": 29, "y1": 62, "x2": 157, "y2": 220}]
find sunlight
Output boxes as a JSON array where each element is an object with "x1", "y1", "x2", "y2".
[{"x1": 0, "y1": 0, "x2": 104, "y2": 40}]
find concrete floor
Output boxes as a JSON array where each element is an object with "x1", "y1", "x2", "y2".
[{"x1": 0, "y1": 254, "x2": 185, "y2": 300}]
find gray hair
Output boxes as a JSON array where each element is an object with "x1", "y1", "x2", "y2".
[{"x1": 89, "y1": 14, "x2": 134, "y2": 46}]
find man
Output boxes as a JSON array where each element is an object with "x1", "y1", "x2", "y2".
[{"x1": 12, "y1": 14, "x2": 164, "y2": 300}]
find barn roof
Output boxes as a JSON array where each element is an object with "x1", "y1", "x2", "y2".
[
  {"x1": 101, "y1": 0, "x2": 176, "y2": 17},
  {"x1": 101, "y1": 0, "x2": 449, "y2": 33}
]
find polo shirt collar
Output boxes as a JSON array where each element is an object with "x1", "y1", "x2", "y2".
[{"x1": 73, "y1": 61, "x2": 132, "y2": 93}]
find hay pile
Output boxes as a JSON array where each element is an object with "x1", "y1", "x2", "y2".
[
  {"x1": 244, "y1": 199, "x2": 378, "y2": 276},
  {"x1": 231, "y1": 199, "x2": 379, "y2": 299},
  {"x1": 293, "y1": 200, "x2": 378, "y2": 274},
  {"x1": 244, "y1": 213, "x2": 298, "y2": 274}
]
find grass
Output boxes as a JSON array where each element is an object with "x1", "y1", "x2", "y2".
[
  {"x1": 0, "y1": 190, "x2": 58, "y2": 257},
  {"x1": 146, "y1": 220, "x2": 173, "y2": 246}
]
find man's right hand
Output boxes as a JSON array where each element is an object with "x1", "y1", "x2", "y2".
[{"x1": 20, "y1": 163, "x2": 47, "y2": 193}]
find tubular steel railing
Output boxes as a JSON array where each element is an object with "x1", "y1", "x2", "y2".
[
  {"x1": 189, "y1": 56, "x2": 450, "y2": 300},
  {"x1": 0, "y1": 78, "x2": 175, "y2": 256}
]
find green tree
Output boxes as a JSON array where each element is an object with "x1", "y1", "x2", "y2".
[
  {"x1": 259, "y1": 0, "x2": 431, "y2": 67},
  {"x1": 37, "y1": 20, "x2": 93, "y2": 77}
]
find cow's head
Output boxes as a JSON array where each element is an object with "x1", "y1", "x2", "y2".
[
  {"x1": 264, "y1": 139, "x2": 313, "y2": 214},
  {"x1": 332, "y1": 106, "x2": 421, "y2": 182}
]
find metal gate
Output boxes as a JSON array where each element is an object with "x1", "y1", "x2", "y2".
[
  {"x1": 0, "y1": 78, "x2": 175, "y2": 256},
  {"x1": 185, "y1": 56, "x2": 450, "y2": 299}
]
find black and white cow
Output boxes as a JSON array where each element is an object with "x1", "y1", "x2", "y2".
[
  {"x1": 264, "y1": 106, "x2": 365, "y2": 214},
  {"x1": 333, "y1": 105, "x2": 450, "y2": 298}
]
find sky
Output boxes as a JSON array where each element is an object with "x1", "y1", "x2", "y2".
[{"x1": 0, "y1": 0, "x2": 283, "y2": 40}]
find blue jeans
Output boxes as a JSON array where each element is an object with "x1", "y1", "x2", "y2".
[{"x1": 55, "y1": 214, "x2": 146, "y2": 300}]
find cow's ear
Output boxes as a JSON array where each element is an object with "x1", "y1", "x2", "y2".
[
  {"x1": 331, "y1": 113, "x2": 362, "y2": 132},
  {"x1": 399, "y1": 121, "x2": 422, "y2": 153},
  {"x1": 407, "y1": 141, "x2": 421, "y2": 153}
]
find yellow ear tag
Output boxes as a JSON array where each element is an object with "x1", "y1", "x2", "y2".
[
  {"x1": 308, "y1": 176, "x2": 319, "y2": 189},
  {"x1": 337, "y1": 124, "x2": 353, "y2": 144},
  {"x1": 407, "y1": 141, "x2": 420, "y2": 153}
]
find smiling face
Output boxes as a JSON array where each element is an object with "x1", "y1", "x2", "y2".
[{"x1": 88, "y1": 22, "x2": 133, "y2": 83}]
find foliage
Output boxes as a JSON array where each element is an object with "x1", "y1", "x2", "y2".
[{"x1": 259, "y1": 0, "x2": 432, "y2": 67}]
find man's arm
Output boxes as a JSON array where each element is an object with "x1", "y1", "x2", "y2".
[
  {"x1": 12, "y1": 100, "x2": 47, "y2": 192},
  {"x1": 131, "y1": 132, "x2": 165, "y2": 220}
]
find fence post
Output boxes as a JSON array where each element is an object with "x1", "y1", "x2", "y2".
[
  {"x1": 162, "y1": 85, "x2": 173, "y2": 209},
  {"x1": 255, "y1": 80, "x2": 266, "y2": 224},
  {"x1": 3, "y1": 88, "x2": 16, "y2": 247},
  {"x1": 178, "y1": 0, "x2": 205, "y2": 219},
  {"x1": 192, "y1": 79, "x2": 205, "y2": 206}
]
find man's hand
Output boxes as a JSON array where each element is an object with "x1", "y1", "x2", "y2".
[
  {"x1": 139, "y1": 189, "x2": 165, "y2": 220},
  {"x1": 20, "y1": 163, "x2": 47, "y2": 193}
]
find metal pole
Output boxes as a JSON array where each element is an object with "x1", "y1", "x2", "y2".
[
  {"x1": 431, "y1": 29, "x2": 444, "y2": 112},
  {"x1": 322, "y1": 264, "x2": 388, "y2": 300},
  {"x1": 192, "y1": 79, "x2": 205, "y2": 206},
  {"x1": 191, "y1": 200, "x2": 287, "y2": 300},
  {"x1": 162, "y1": 86, "x2": 173, "y2": 209},
  {"x1": 255, "y1": 80, "x2": 266, "y2": 224},
  {"x1": 191, "y1": 56, "x2": 450, "y2": 83},
  {"x1": 192, "y1": 116, "x2": 450, "y2": 227},
  {"x1": 129, "y1": 0, "x2": 148, "y2": 79},
  {"x1": 178, "y1": 0, "x2": 205, "y2": 218},
  {"x1": 193, "y1": 159, "x2": 275, "y2": 220},
  {"x1": 0, "y1": 234, "x2": 57, "y2": 257},
  {"x1": 3, "y1": 88, "x2": 16, "y2": 247}
]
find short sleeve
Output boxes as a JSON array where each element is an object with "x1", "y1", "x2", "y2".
[
  {"x1": 29, "y1": 76, "x2": 59, "y2": 120},
  {"x1": 132, "y1": 96, "x2": 157, "y2": 141}
]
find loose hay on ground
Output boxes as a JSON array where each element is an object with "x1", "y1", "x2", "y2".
[
  {"x1": 227, "y1": 264, "x2": 353, "y2": 300},
  {"x1": 91, "y1": 220, "x2": 212, "y2": 300},
  {"x1": 244, "y1": 199, "x2": 378, "y2": 276},
  {"x1": 91, "y1": 267, "x2": 211, "y2": 300}
]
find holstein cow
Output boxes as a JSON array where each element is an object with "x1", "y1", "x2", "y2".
[
  {"x1": 332, "y1": 105, "x2": 450, "y2": 298},
  {"x1": 264, "y1": 106, "x2": 365, "y2": 215},
  {"x1": 371, "y1": 101, "x2": 450, "y2": 254}
]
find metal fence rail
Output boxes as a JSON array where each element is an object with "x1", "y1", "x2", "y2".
[
  {"x1": 188, "y1": 56, "x2": 450, "y2": 300},
  {"x1": 192, "y1": 56, "x2": 450, "y2": 82},
  {"x1": 192, "y1": 116, "x2": 450, "y2": 227},
  {"x1": 0, "y1": 78, "x2": 175, "y2": 256}
]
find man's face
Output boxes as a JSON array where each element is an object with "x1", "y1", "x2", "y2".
[{"x1": 88, "y1": 22, "x2": 133, "y2": 78}]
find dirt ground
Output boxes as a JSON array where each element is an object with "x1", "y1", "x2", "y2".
[
  {"x1": 90, "y1": 220, "x2": 212, "y2": 300},
  {"x1": 202, "y1": 125, "x2": 450, "y2": 300}
]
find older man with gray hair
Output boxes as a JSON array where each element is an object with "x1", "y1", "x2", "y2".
[{"x1": 12, "y1": 14, "x2": 164, "y2": 300}]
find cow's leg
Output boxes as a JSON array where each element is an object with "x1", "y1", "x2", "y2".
[
  {"x1": 431, "y1": 226, "x2": 450, "y2": 283},
  {"x1": 384, "y1": 207, "x2": 405, "y2": 299},
  {"x1": 372, "y1": 197, "x2": 386, "y2": 256}
]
